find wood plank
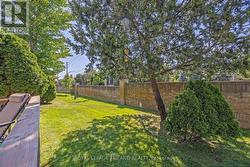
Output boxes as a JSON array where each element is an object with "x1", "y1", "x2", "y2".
[
  {"x1": 0, "y1": 99, "x2": 8, "y2": 103},
  {"x1": 0, "y1": 99, "x2": 8, "y2": 108},
  {"x1": 0, "y1": 96, "x2": 40, "y2": 167}
]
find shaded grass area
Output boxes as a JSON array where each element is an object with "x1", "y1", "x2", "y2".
[{"x1": 41, "y1": 93, "x2": 250, "y2": 167}]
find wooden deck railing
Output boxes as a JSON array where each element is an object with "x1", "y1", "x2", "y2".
[{"x1": 0, "y1": 96, "x2": 40, "y2": 167}]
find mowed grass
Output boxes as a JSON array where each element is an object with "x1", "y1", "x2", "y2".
[{"x1": 40, "y1": 93, "x2": 250, "y2": 167}]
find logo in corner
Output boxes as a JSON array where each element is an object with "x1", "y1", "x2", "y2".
[{"x1": 0, "y1": 0, "x2": 29, "y2": 34}]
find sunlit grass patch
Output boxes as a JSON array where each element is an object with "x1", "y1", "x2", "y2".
[{"x1": 41, "y1": 94, "x2": 250, "y2": 167}]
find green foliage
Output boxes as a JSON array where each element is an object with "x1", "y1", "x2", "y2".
[
  {"x1": 41, "y1": 78, "x2": 56, "y2": 103},
  {"x1": 24, "y1": 0, "x2": 72, "y2": 76},
  {"x1": 61, "y1": 75, "x2": 74, "y2": 90},
  {"x1": 74, "y1": 74, "x2": 84, "y2": 85},
  {"x1": 186, "y1": 81, "x2": 219, "y2": 135},
  {"x1": 0, "y1": 32, "x2": 48, "y2": 96},
  {"x1": 41, "y1": 94, "x2": 250, "y2": 166},
  {"x1": 91, "y1": 72, "x2": 105, "y2": 86},
  {"x1": 69, "y1": 0, "x2": 249, "y2": 121},
  {"x1": 165, "y1": 89, "x2": 207, "y2": 142},
  {"x1": 69, "y1": 1, "x2": 249, "y2": 80},
  {"x1": 75, "y1": 70, "x2": 105, "y2": 86},
  {"x1": 206, "y1": 83, "x2": 240, "y2": 136},
  {"x1": 187, "y1": 81, "x2": 240, "y2": 137},
  {"x1": 166, "y1": 80, "x2": 240, "y2": 142}
]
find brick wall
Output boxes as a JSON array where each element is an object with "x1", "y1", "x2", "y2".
[
  {"x1": 125, "y1": 82, "x2": 185, "y2": 110},
  {"x1": 77, "y1": 85, "x2": 120, "y2": 103},
  {"x1": 56, "y1": 86, "x2": 74, "y2": 93},
  {"x1": 75, "y1": 81, "x2": 250, "y2": 129},
  {"x1": 125, "y1": 81, "x2": 250, "y2": 129},
  {"x1": 219, "y1": 82, "x2": 250, "y2": 129}
]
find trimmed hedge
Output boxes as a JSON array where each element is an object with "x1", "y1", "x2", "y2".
[
  {"x1": 165, "y1": 80, "x2": 240, "y2": 142},
  {"x1": 0, "y1": 31, "x2": 48, "y2": 97}
]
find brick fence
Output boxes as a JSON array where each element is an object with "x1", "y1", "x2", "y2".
[
  {"x1": 77, "y1": 85, "x2": 120, "y2": 104},
  {"x1": 75, "y1": 81, "x2": 250, "y2": 129}
]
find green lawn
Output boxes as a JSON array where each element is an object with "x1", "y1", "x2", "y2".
[{"x1": 41, "y1": 94, "x2": 250, "y2": 167}]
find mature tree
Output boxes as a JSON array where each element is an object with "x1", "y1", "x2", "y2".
[
  {"x1": 91, "y1": 73, "x2": 105, "y2": 85},
  {"x1": 75, "y1": 70, "x2": 105, "y2": 85},
  {"x1": 75, "y1": 73, "x2": 85, "y2": 85},
  {"x1": 239, "y1": 57, "x2": 250, "y2": 78},
  {"x1": 25, "y1": 0, "x2": 72, "y2": 76},
  {"x1": 0, "y1": 31, "x2": 48, "y2": 96},
  {"x1": 61, "y1": 75, "x2": 74, "y2": 90},
  {"x1": 69, "y1": 0, "x2": 250, "y2": 121}
]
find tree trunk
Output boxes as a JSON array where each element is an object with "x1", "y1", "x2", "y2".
[{"x1": 150, "y1": 78, "x2": 167, "y2": 121}]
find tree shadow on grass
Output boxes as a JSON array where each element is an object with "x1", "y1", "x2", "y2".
[
  {"x1": 44, "y1": 115, "x2": 250, "y2": 167},
  {"x1": 44, "y1": 115, "x2": 180, "y2": 167},
  {"x1": 41, "y1": 103, "x2": 53, "y2": 106},
  {"x1": 161, "y1": 131, "x2": 250, "y2": 166},
  {"x1": 57, "y1": 94, "x2": 72, "y2": 97},
  {"x1": 75, "y1": 99, "x2": 89, "y2": 103}
]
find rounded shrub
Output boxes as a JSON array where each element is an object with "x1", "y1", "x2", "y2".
[
  {"x1": 0, "y1": 31, "x2": 48, "y2": 96},
  {"x1": 165, "y1": 89, "x2": 207, "y2": 142},
  {"x1": 166, "y1": 80, "x2": 240, "y2": 142},
  {"x1": 186, "y1": 81, "x2": 239, "y2": 137},
  {"x1": 186, "y1": 80, "x2": 219, "y2": 135},
  {"x1": 41, "y1": 79, "x2": 56, "y2": 103},
  {"x1": 207, "y1": 83, "x2": 240, "y2": 136}
]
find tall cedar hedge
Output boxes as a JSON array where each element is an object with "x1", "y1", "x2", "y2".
[{"x1": 0, "y1": 32, "x2": 48, "y2": 97}]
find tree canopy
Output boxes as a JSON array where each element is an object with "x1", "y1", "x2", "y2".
[
  {"x1": 26, "y1": 0, "x2": 72, "y2": 76},
  {"x1": 69, "y1": 0, "x2": 249, "y2": 79},
  {"x1": 61, "y1": 75, "x2": 74, "y2": 90},
  {"x1": 69, "y1": 0, "x2": 250, "y2": 120},
  {"x1": 75, "y1": 69, "x2": 105, "y2": 85}
]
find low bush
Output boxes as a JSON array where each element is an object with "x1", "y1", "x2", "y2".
[
  {"x1": 41, "y1": 79, "x2": 56, "y2": 103},
  {"x1": 186, "y1": 81, "x2": 219, "y2": 135},
  {"x1": 165, "y1": 80, "x2": 240, "y2": 142},
  {"x1": 206, "y1": 83, "x2": 240, "y2": 136}
]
